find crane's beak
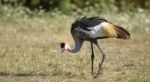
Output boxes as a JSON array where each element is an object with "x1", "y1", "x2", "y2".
[{"x1": 61, "y1": 48, "x2": 65, "y2": 54}]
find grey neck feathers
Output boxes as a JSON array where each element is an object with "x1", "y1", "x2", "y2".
[{"x1": 69, "y1": 39, "x2": 83, "y2": 53}]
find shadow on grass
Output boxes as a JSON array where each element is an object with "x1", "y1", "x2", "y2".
[
  {"x1": 0, "y1": 71, "x2": 89, "y2": 79},
  {"x1": 0, "y1": 71, "x2": 48, "y2": 76}
]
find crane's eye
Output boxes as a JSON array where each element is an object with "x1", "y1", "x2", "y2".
[{"x1": 60, "y1": 43, "x2": 65, "y2": 49}]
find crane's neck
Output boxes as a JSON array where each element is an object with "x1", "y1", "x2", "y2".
[{"x1": 67, "y1": 39, "x2": 83, "y2": 53}]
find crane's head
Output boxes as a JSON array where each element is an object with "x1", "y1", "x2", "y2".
[{"x1": 60, "y1": 43, "x2": 71, "y2": 53}]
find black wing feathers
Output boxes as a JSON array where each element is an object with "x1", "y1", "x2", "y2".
[
  {"x1": 72, "y1": 16, "x2": 107, "y2": 32},
  {"x1": 79, "y1": 16, "x2": 107, "y2": 27}
]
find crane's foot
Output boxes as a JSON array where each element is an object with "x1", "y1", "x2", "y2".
[
  {"x1": 92, "y1": 73, "x2": 99, "y2": 79},
  {"x1": 91, "y1": 67, "x2": 104, "y2": 79},
  {"x1": 91, "y1": 73, "x2": 99, "y2": 79}
]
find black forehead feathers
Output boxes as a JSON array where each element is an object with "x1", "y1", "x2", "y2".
[{"x1": 60, "y1": 43, "x2": 65, "y2": 48}]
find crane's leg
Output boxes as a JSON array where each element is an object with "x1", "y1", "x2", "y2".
[
  {"x1": 90, "y1": 42, "x2": 94, "y2": 75},
  {"x1": 93, "y1": 41, "x2": 106, "y2": 78}
]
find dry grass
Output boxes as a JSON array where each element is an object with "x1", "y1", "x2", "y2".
[{"x1": 0, "y1": 12, "x2": 150, "y2": 82}]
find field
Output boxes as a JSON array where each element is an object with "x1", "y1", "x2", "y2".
[{"x1": 0, "y1": 11, "x2": 150, "y2": 82}]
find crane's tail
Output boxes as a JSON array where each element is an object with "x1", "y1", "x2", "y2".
[
  {"x1": 115, "y1": 26, "x2": 130, "y2": 39},
  {"x1": 101, "y1": 22, "x2": 130, "y2": 39}
]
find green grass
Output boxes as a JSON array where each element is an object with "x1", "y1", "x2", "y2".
[{"x1": 0, "y1": 11, "x2": 150, "y2": 82}]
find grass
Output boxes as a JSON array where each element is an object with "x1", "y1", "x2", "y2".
[{"x1": 0, "y1": 10, "x2": 150, "y2": 82}]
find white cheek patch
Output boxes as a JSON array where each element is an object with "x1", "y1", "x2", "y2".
[
  {"x1": 64, "y1": 45, "x2": 68, "y2": 50},
  {"x1": 65, "y1": 45, "x2": 71, "y2": 50}
]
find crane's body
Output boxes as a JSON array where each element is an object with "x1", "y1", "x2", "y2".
[
  {"x1": 71, "y1": 17, "x2": 129, "y2": 41},
  {"x1": 60, "y1": 16, "x2": 130, "y2": 78}
]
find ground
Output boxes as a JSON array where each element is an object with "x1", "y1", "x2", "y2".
[{"x1": 0, "y1": 12, "x2": 150, "y2": 82}]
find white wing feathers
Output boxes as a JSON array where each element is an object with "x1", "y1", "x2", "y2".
[{"x1": 75, "y1": 22, "x2": 118, "y2": 38}]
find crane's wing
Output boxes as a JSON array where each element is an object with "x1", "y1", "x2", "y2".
[
  {"x1": 78, "y1": 16, "x2": 107, "y2": 31},
  {"x1": 73, "y1": 27, "x2": 91, "y2": 39},
  {"x1": 71, "y1": 17, "x2": 108, "y2": 39},
  {"x1": 71, "y1": 16, "x2": 130, "y2": 40},
  {"x1": 73, "y1": 17, "x2": 108, "y2": 39}
]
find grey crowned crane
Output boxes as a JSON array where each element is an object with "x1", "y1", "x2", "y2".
[{"x1": 60, "y1": 16, "x2": 130, "y2": 78}]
